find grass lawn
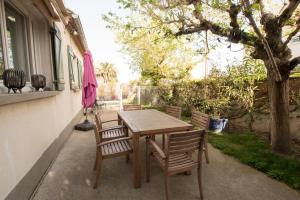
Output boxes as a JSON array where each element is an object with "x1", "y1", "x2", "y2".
[{"x1": 209, "y1": 133, "x2": 300, "y2": 191}]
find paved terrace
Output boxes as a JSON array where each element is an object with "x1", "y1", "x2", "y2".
[{"x1": 32, "y1": 111, "x2": 300, "y2": 200}]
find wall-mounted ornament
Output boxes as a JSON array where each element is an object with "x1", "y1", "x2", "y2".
[
  {"x1": 3, "y1": 69, "x2": 26, "y2": 93},
  {"x1": 31, "y1": 74, "x2": 46, "y2": 91}
]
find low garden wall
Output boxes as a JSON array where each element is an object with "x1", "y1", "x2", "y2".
[{"x1": 225, "y1": 78, "x2": 300, "y2": 154}]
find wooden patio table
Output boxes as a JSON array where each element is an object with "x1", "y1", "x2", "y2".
[{"x1": 117, "y1": 109, "x2": 193, "y2": 188}]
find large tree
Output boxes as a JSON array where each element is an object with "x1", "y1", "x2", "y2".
[
  {"x1": 116, "y1": 0, "x2": 300, "y2": 153},
  {"x1": 104, "y1": 14, "x2": 197, "y2": 85}
]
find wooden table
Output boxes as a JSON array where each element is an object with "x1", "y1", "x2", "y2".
[{"x1": 117, "y1": 109, "x2": 193, "y2": 188}]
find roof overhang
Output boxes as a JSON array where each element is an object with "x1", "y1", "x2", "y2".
[
  {"x1": 33, "y1": 0, "x2": 60, "y2": 21},
  {"x1": 65, "y1": 9, "x2": 88, "y2": 54},
  {"x1": 33, "y1": 0, "x2": 88, "y2": 55}
]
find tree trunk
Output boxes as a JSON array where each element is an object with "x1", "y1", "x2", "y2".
[{"x1": 267, "y1": 72, "x2": 291, "y2": 154}]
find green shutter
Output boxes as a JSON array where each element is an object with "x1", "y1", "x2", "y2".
[
  {"x1": 51, "y1": 25, "x2": 64, "y2": 91},
  {"x1": 77, "y1": 59, "x2": 83, "y2": 89},
  {"x1": 68, "y1": 45, "x2": 75, "y2": 90}
]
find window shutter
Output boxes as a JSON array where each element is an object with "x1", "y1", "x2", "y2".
[
  {"x1": 50, "y1": 25, "x2": 64, "y2": 91},
  {"x1": 67, "y1": 45, "x2": 75, "y2": 90},
  {"x1": 77, "y1": 59, "x2": 83, "y2": 89}
]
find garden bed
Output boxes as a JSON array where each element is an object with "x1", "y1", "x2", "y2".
[{"x1": 209, "y1": 133, "x2": 300, "y2": 191}]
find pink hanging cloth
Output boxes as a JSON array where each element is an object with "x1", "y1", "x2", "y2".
[{"x1": 82, "y1": 50, "x2": 98, "y2": 108}]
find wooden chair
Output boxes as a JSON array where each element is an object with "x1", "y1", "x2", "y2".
[
  {"x1": 94, "y1": 112, "x2": 126, "y2": 142},
  {"x1": 93, "y1": 117, "x2": 132, "y2": 189},
  {"x1": 165, "y1": 105, "x2": 182, "y2": 119},
  {"x1": 162, "y1": 105, "x2": 182, "y2": 149},
  {"x1": 123, "y1": 104, "x2": 142, "y2": 111},
  {"x1": 146, "y1": 130, "x2": 205, "y2": 200},
  {"x1": 191, "y1": 109, "x2": 210, "y2": 164}
]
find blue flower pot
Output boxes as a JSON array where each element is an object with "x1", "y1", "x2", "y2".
[{"x1": 209, "y1": 118, "x2": 228, "y2": 133}]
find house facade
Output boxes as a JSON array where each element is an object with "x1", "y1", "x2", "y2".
[{"x1": 0, "y1": 0, "x2": 87, "y2": 199}]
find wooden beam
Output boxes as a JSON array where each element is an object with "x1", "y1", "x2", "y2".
[
  {"x1": 33, "y1": 0, "x2": 59, "y2": 21},
  {"x1": 42, "y1": 0, "x2": 60, "y2": 20}
]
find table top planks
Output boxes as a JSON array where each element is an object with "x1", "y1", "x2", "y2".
[{"x1": 117, "y1": 109, "x2": 192, "y2": 136}]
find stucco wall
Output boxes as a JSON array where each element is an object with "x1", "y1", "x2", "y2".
[{"x1": 0, "y1": 19, "x2": 83, "y2": 199}]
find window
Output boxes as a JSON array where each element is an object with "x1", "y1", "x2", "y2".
[
  {"x1": 0, "y1": 1, "x2": 58, "y2": 91},
  {"x1": 5, "y1": 3, "x2": 29, "y2": 80},
  {"x1": 51, "y1": 25, "x2": 64, "y2": 91}
]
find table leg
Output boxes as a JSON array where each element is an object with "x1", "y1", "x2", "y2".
[
  {"x1": 124, "y1": 126, "x2": 130, "y2": 163},
  {"x1": 133, "y1": 133, "x2": 141, "y2": 188},
  {"x1": 186, "y1": 127, "x2": 193, "y2": 175},
  {"x1": 118, "y1": 114, "x2": 122, "y2": 125}
]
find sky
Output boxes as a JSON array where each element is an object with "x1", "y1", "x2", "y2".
[
  {"x1": 64, "y1": 0, "x2": 245, "y2": 82},
  {"x1": 64, "y1": 0, "x2": 136, "y2": 83}
]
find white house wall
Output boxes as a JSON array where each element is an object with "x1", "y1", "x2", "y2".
[{"x1": 0, "y1": 9, "x2": 84, "y2": 200}]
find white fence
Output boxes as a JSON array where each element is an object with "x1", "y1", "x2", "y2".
[{"x1": 97, "y1": 83, "x2": 160, "y2": 110}]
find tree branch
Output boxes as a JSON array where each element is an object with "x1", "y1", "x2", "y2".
[
  {"x1": 289, "y1": 56, "x2": 300, "y2": 70},
  {"x1": 192, "y1": 0, "x2": 203, "y2": 21},
  {"x1": 257, "y1": 0, "x2": 265, "y2": 15},
  {"x1": 283, "y1": 19, "x2": 300, "y2": 46},
  {"x1": 153, "y1": 0, "x2": 194, "y2": 9},
  {"x1": 277, "y1": 0, "x2": 300, "y2": 26},
  {"x1": 242, "y1": 0, "x2": 282, "y2": 82},
  {"x1": 175, "y1": 20, "x2": 258, "y2": 46},
  {"x1": 228, "y1": 4, "x2": 242, "y2": 43}
]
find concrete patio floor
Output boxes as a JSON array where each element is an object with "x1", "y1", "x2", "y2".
[{"x1": 32, "y1": 111, "x2": 300, "y2": 200}]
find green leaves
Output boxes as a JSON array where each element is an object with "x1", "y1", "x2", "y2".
[
  {"x1": 125, "y1": 23, "x2": 131, "y2": 30},
  {"x1": 251, "y1": 3, "x2": 260, "y2": 11},
  {"x1": 116, "y1": 0, "x2": 134, "y2": 9},
  {"x1": 155, "y1": 52, "x2": 267, "y2": 117},
  {"x1": 104, "y1": 4, "x2": 197, "y2": 86}
]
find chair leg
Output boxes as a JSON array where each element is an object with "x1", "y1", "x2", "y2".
[
  {"x1": 204, "y1": 133, "x2": 209, "y2": 164},
  {"x1": 146, "y1": 137, "x2": 150, "y2": 182},
  {"x1": 126, "y1": 154, "x2": 130, "y2": 163},
  {"x1": 150, "y1": 136, "x2": 155, "y2": 156},
  {"x1": 162, "y1": 134, "x2": 165, "y2": 149},
  {"x1": 198, "y1": 143, "x2": 204, "y2": 200},
  {"x1": 185, "y1": 152, "x2": 192, "y2": 175},
  {"x1": 151, "y1": 135, "x2": 156, "y2": 141},
  {"x1": 93, "y1": 157, "x2": 102, "y2": 189},
  {"x1": 197, "y1": 166, "x2": 204, "y2": 200},
  {"x1": 93, "y1": 150, "x2": 99, "y2": 171},
  {"x1": 164, "y1": 173, "x2": 170, "y2": 200}
]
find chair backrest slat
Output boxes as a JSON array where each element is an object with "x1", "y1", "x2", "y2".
[
  {"x1": 191, "y1": 110, "x2": 210, "y2": 130},
  {"x1": 169, "y1": 137, "x2": 201, "y2": 146},
  {"x1": 94, "y1": 113, "x2": 103, "y2": 144},
  {"x1": 165, "y1": 105, "x2": 182, "y2": 119},
  {"x1": 169, "y1": 146, "x2": 200, "y2": 155},
  {"x1": 167, "y1": 130, "x2": 205, "y2": 156},
  {"x1": 169, "y1": 141, "x2": 201, "y2": 151},
  {"x1": 123, "y1": 104, "x2": 142, "y2": 111}
]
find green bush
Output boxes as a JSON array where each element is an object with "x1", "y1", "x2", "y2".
[{"x1": 155, "y1": 59, "x2": 266, "y2": 117}]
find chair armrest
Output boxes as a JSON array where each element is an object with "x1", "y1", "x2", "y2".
[
  {"x1": 98, "y1": 137, "x2": 132, "y2": 147},
  {"x1": 149, "y1": 139, "x2": 166, "y2": 159},
  {"x1": 99, "y1": 125, "x2": 125, "y2": 133},
  {"x1": 102, "y1": 119, "x2": 118, "y2": 123}
]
